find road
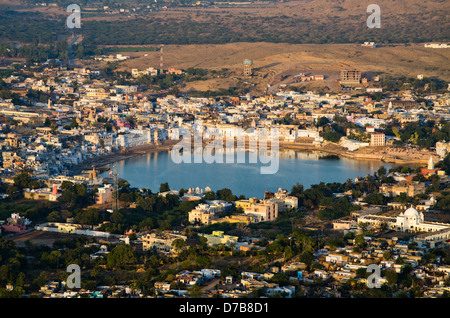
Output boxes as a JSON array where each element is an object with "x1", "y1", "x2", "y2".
[{"x1": 68, "y1": 33, "x2": 81, "y2": 66}]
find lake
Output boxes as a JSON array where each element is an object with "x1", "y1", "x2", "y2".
[{"x1": 101, "y1": 150, "x2": 394, "y2": 198}]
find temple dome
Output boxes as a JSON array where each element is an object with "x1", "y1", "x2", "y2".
[{"x1": 404, "y1": 206, "x2": 420, "y2": 217}]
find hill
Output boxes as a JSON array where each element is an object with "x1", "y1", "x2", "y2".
[{"x1": 0, "y1": 0, "x2": 448, "y2": 45}]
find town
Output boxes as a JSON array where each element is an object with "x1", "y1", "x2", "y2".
[{"x1": 0, "y1": 43, "x2": 449, "y2": 299}]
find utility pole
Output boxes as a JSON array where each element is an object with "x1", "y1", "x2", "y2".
[
  {"x1": 160, "y1": 44, "x2": 164, "y2": 74},
  {"x1": 112, "y1": 165, "x2": 119, "y2": 212}
]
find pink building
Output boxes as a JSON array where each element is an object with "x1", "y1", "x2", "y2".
[
  {"x1": 116, "y1": 120, "x2": 131, "y2": 128},
  {"x1": 96, "y1": 184, "x2": 114, "y2": 205},
  {"x1": 1, "y1": 213, "x2": 31, "y2": 233}
]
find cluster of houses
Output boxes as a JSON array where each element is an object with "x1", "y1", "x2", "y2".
[
  {"x1": 35, "y1": 221, "x2": 450, "y2": 298},
  {"x1": 1, "y1": 60, "x2": 449, "y2": 187},
  {"x1": 187, "y1": 188, "x2": 298, "y2": 225},
  {"x1": 1, "y1": 52, "x2": 450, "y2": 298}
]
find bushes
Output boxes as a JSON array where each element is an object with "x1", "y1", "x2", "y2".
[{"x1": 2, "y1": 8, "x2": 447, "y2": 47}]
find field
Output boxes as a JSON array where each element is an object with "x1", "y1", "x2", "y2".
[
  {"x1": 115, "y1": 42, "x2": 450, "y2": 94},
  {"x1": 9, "y1": 230, "x2": 79, "y2": 248}
]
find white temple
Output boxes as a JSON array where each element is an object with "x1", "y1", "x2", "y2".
[
  {"x1": 358, "y1": 206, "x2": 448, "y2": 233},
  {"x1": 357, "y1": 206, "x2": 450, "y2": 247}
]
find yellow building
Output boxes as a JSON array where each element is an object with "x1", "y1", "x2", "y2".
[
  {"x1": 211, "y1": 214, "x2": 256, "y2": 225},
  {"x1": 236, "y1": 198, "x2": 278, "y2": 222},
  {"x1": 199, "y1": 231, "x2": 239, "y2": 246}
]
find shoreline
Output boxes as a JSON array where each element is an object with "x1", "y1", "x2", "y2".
[
  {"x1": 69, "y1": 140, "x2": 432, "y2": 175},
  {"x1": 69, "y1": 140, "x2": 179, "y2": 175}
]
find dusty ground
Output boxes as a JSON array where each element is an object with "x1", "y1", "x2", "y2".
[
  {"x1": 115, "y1": 42, "x2": 449, "y2": 94},
  {"x1": 8, "y1": 230, "x2": 78, "y2": 247}
]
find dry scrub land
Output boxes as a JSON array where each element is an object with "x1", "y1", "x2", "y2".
[{"x1": 118, "y1": 42, "x2": 450, "y2": 93}]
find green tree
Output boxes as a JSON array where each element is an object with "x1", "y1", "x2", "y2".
[
  {"x1": 159, "y1": 183, "x2": 170, "y2": 193},
  {"x1": 106, "y1": 244, "x2": 137, "y2": 269},
  {"x1": 172, "y1": 238, "x2": 186, "y2": 253},
  {"x1": 188, "y1": 284, "x2": 203, "y2": 298},
  {"x1": 203, "y1": 191, "x2": 216, "y2": 200},
  {"x1": 377, "y1": 166, "x2": 387, "y2": 178},
  {"x1": 75, "y1": 208, "x2": 99, "y2": 229}
]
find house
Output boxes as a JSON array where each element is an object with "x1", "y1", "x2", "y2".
[
  {"x1": 90, "y1": 245, "x2": 109, "y2": 260},
  {"x1": 333, "y1": 220, "x2": 356, "y2": 231},
  {"x1": 138, "y1": 231, "x2": 187, "y2": 254},
  {"x1": 24, "y1": 185, "x2": 61, "y2": 202},
  {"x1": 199, "y1": 231, "x2": 239, "y2": 246},
  {"x1": 96, "y1": 184, "x2": 114, "y2": 205},
  {"x1": 325, "y1": 253, "x2": 350, "y2": 265},
  {"x1": 265, "y1": 285, "x2": 295, "y2": 297},
  {"x1": 235, "y1": 198, "x2": 278, "y2": 222},
  {"x1": 379, "y1": 181, "x2": 426, "y2": 197},
  {"x1": 40, "y1": 281, "x2": 61, "y2": 296},
  {"x1": 281, "y1": 262, "x2": 307, "y2": 272},
  {"x1": 1, "y1": 213, "x2": 32, "y2": 234},
  {"x1": 369, "y1": 132, "x2": 385, "y2": 147},
  {"x1": 154, "y1": 282, "x2": 171, "y2": 292},
  {"x1": 340, "y1": 137, "x2": 370, "y2": 151},
  {"x1": 436, "y1": 141, "x2": 450, "y2": 158},
  {"x1": 188, "y1": 204, "x2": 219, "y2": 225}
]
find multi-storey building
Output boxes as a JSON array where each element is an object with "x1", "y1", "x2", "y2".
[
  {"x1": 139, "y1": 231, "x2": 187, "y2": 253},
  {"x1": 369, "y1": 132, "x2": 385, "y2": 147}
]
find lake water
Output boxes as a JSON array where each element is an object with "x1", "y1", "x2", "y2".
[{"x1": 101, "y1": 150, "x2": 394, "y2": 198}]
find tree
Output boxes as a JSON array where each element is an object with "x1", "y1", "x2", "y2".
[
  {"x1": 299, "y1": 251, "x2": 314, "y2": 268},
  {"x1": 106, "y1": 244, "x2": 137, "y2": 269},
  {"x1": 188, "y1": 284, "x2": 203, "y2": 298},
  {"x1": 118, "y1": 179, "x2": 130, "y2": 191},
  {"x1": 159, "y1": 182, "x2": 170, "y2": 193},
  {"x1": 221, "y1": 264, "x2": 239, "y2": 280},
  {"x1": 317, "y1": 117, "x2": 330, "y2": 127},
  {"x1": 203, "y1": 191, "x2": 216, "y2": 200},
  {"x1": 357, "y1": 222, "x2": 370, "y2": 233},
  {"x1": 354, "y1": 234, "x2": 367, "y2": 248},
  {"x1": 110, "y1": 211, "x2": 124, "y2": 224},
  {"x1": 44, "y1": 117, "x2": 52, "y2": 127},
  {"x1": 216, "y1": 188, "x2": 236, "y2": 202},
  {"x1": 46, "y1": 211, "x2": 60, "y2": 222},
  {"x1": 364, "y1": 193, "x2": 387, "y2": 205},
  {"x1": 69, "y1": 118, "x2": 79, "y2": 129},
  {"x1": 291, "y1": 183, "x2": 304, "y2": 197},
  {"x1": 14, "y1": 171, "x2": 33, "y2": 189},
  {"x1": 435, "y1": 194, "x2": 450, "y2": 212},
  {"x1": 75, "y1": 208, "x2": 99, "y2": 229},
  {"x1": 377, "y1": 166, "x2": 387, "y2": 178},
  {"x1": 172, "y1": 238, "x2": 186, "y2": 253}
]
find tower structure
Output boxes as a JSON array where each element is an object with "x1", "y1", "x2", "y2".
[
  {"x1": 428, "y1": 156, "x2": 434, "y2": 170},
  {"x1": 243, "y1": 59, "x2": 253, "y2": 77},
  {"x1": 160, "y1": 44, "x2": 164, "y2": 73},
  {"x1": 111, "y1": 165, "x2": 119, "y2": 212}
]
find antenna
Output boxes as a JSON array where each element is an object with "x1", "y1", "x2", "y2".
[
  {"x1": 112, "y1": 164, "x2": 119, "y2": 212},
  {"x1": 160, "y1": 44, "x2": 164, "y2": 73}
]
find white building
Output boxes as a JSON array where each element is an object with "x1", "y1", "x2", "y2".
[
  {"x1": 357, "y1": 207, "x2": 450, "y2": 247},
  {"x1": 340, "y1": 137, "x2": 370, "y2": 151},
  {"x1": 424, "y1": 43, "x2": 449, "y2": 48},
  {"x1": 436, "y1": 141, "x2": 450, "y2": 158},
  {"x1": 354, "y1": 117, "x2": 386, "y2": 129}
]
